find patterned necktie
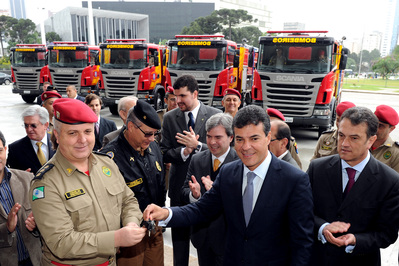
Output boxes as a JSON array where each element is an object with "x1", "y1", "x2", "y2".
[
  {"x1": 36, "y1": 141, "x2": 46, "y2": 165},
  {"x1": 344, "y1": 167, "x2": 356, "y2": 197},
  {"x1": 95, "y1": 122, "x2": 100, "y2": 135},
  {"x1": 243, "y1": 172, "x2": 256, "y2": 226},
  {"x1": 213, "y1": 159, "x2": 220, "y2": 172},
  {"x1": 188, "y1": 112, "x2": 195, "y2": 130}
]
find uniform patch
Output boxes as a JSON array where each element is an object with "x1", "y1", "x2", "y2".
[
  {"x1": 127, "y1": 178, "x2": 143, "y2": 188},
  {"x1": 66, "y1": 168, "x2": 73, "y2": 174},
  {"x1": 321, "y1": 145, "x2": 332, "y2": 151},
  {"x1": 384, "y1": 151, "x2": 392, "y2": 159},
  {"x1": 106, "y1": 151, "x2": 114, "y2": 159},
  {"x1": 130, "y1": 157, "x2": 135, "y2": 162},
  {"x1": 65, "y1": 189, "x2": 86, "y2": 200},
  {"x1": 156, "y1": 161, "x2": 162, "y2": 172},
  {"x1": 32, "y1": 186, "x2": 45, "y2": 201},
  {"x1": 102, "y1": 166, "x2": 112, "y2": 177}
]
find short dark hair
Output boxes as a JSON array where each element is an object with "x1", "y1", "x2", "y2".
[
  {"x1": 233, "y1": 105, "x2": 270, "y2": 136},
  {"x1": 173, "y1": 75, "x2": 198, "y2": 93},
  {"x1": 0, "y1": 131, "x2": 5, "y2": 147},
  {"x1": 85, "y1": 93, "x2": 103, "y2": 105},
  {"x1": 340, "y1": 106, "x2": 378, "y2": 138},
  {"x1": 274, "y1": 121, "x2": 291, "y2": 150}
]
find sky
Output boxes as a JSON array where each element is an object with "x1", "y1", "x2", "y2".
[{"x1": 2, "y1": 0, "x2": 387, "y2": 42}]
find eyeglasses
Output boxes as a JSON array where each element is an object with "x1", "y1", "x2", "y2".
[
  {"x1": 270, "y1": 138, "x2": 282, "y2": 142},
  {"x1": 23, "y1": 123, "x2": 38, "y2": 129},
  {"x1": 133, "y1": 123, "x2": 160, "y2": 138}
]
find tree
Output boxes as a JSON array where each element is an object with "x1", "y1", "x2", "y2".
[
  {"x1": 7, "y1": 18, "x2": 40, "y2": 50},
  {"x1": 372, "y1": 56, "x2": 399, "y2": 85},
  {"x1": 392, "y1": 45, "x2": 399, "y2": 59},
  {"x1": 181, "y1": 21, "x2": 206, "y2": 35},
  {"x1": 0, "y1": 15, "x2": 17, "y2": 56},
  {"x1": 215, "y1": 9, "x2": 257, "y2": 40},
  {"x1": 46, "y1": 31, "x2": 62, "y2": 43},
  {"x1": 346, "y1": 57, "x2": 357, "y2": 71},
  {"x1": 223, "y1": 26, "x2": 262, "y2": 46}
]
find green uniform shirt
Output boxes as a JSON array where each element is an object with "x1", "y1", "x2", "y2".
[
  {"x1": 311, "y1": 129, "x2": 338, "y2": 161},
  {"x1": 371, "y1": 136, "x2": 399, "y2": 173}
]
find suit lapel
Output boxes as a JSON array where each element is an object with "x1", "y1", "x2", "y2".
[
  {"x1": 176, "y1": 109, "x2": 187, "y2": 132},
  {"x1": 325, "y1": 156, "x2": 344, "y2": 207},
  {"x1": 194, "y1": 103, "x2": 207, "y2": 135}
]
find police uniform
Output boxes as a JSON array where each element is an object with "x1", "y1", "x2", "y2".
[
  {"x1": 371, "y1": 137, "x2": 399, "y2": 173},
  {"x1": 29, "y1": 98, "x2": 142, "y2": 266},
  {"x1": 41, "y1": 91, "x2": 61, "y2": 135},
  {"x1": 102, "y1": 100, "x2": 166, "y2": 266},
  {"x1": 311, "y1": 129, "x2": 338, "y2": 160}
]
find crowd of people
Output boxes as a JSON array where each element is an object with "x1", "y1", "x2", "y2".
[{"x1": 1, "y1": 74, "x2": 399, "y2": 266}]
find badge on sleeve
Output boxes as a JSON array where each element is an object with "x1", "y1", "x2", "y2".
[{"x1": 32, "y1": 186, "x2": 45, "y2": 201}]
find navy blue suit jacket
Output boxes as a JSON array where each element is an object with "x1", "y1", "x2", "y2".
[
  {"x1": 7, "y1": 134, "x2": 55, "y2": 174},
  {"x1": 169, "y1": 154, "x2": 314, "y2": 266},
  {"x1": 94, "y1": 117, "x2": 117, "y2": 151}
]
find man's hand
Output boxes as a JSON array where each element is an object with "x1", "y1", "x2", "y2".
[
  {"x1": 322, "y1": 221, "x2": 351, "y2": 247},
  {"x1": 7, "y1": 203, "x2": 21, "y2": 233},
  {"x1": 201, "y1": 175, "x2": 213, "y2": 191},
  {"x1": 176, "y1": 127, "x2": 199, "y2": 156},
  {"x1": 164, "y1": 163, "x2": 171, "y2": 170},
  {"x1": 114, "y1": 223, "x2": 146, "y2": 247},
  {"x1": 25, "y1": 212, "x2": 36, "y2": 232},
  {"x1": 143, "y1": 204, "x2": 169, "y2": 221},
  {"x1": 189, "y1": 175, "x2": 201, "y2": 199}
]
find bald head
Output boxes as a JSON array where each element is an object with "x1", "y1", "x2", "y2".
[{"x1": 269, "y1": 120, "x2": 291, "y2": 157}]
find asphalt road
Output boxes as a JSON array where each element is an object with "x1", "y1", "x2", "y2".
[{"x1": 1, "y1": 85, "x2": 398, "y2": 265}]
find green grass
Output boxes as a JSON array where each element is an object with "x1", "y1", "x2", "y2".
[{"x1": 343, "y1": 78, "x2": 399, "y2": 91}]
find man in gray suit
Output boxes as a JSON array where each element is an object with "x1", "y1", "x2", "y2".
[
  {"x1": 181, "y1": 113, "x2": 239, "y2": 265},
  {"x1": 269, "y1": 120, "x2": 300, "y2": 169},
  {"x1": 0, "y1": 131, "x2": 42, "y2": 266},
  {"x1": 160, "y1": 75, "x2": 221, "y2": 266}
]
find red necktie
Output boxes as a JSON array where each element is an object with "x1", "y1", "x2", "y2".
[{"x1": 344, "y1": 167, "x2": 356, "y2": 196}]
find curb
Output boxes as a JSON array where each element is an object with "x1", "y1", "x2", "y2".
[{"x1": 342, "y1": 89, "x2": 399, "y2": 96}]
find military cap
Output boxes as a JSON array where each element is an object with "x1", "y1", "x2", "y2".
[
  {"x1": 53, "y1": 98, "x2": 97, "y2": 124},
  {"x1": 166, "y1": 86, "x2": 174, "y2": 94},
  {"x1": 267, "y1": 108, "x2": 285, "y2": 121},
  {"x1": 224, "y1": 88, "x2": 241, "y2": 100},
  {"x1": 133, "y1": 100, "x2": 161, "y2": 130},
  {"x1": 336, "y1": 101, "x2": 355, "y2": 117},
  {"x1": 374, "y1": 105, "x2": 399, "y2": 126},
  {"x1": 41, "y1": 90, "x2": 61, "y2": 102}
]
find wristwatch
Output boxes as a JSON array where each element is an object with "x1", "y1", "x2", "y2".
[{"x1": 194, "y1": 143, "x2": 201, "y2": 153}]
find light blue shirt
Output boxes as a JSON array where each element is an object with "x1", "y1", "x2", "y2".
[{"x1": 318, "y1": 152, "x2": 371, "y2": 253}]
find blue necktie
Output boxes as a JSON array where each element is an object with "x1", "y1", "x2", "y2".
[
  {"x1": 188, "y1": 112, "x2": 195, "y2": 130},
  {"x1": 243, "y1": 172, "x2": 256, "y2": 226}
]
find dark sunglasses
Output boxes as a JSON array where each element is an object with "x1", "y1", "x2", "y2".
[
  {"x1": 23, "y1": 123, "x2": 38, "y2": 129},
  {"x1": 133, "y1": 123, "x2": 160, "y2": 138}
]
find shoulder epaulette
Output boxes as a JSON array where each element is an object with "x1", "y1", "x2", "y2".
[
  {"x1": 321, "y1": 128, "x2": 335, "y2": 134},
  {"x1": 93, "y1": 151, "x2": 112, "y2": 158},
  {"x1": 34, "y1": 163, "x2": 55, "y2": 180},
  {"x1": 395, "y1": 141, "x2": 399, "y2": 147}
]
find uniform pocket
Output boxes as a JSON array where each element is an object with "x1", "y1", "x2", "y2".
[
  {"x1": 65, "y1": 195, "x2": 94, "y2": 231},
  {"x1": 105, "y1": 183, "x2": 124, "y2": 216}
]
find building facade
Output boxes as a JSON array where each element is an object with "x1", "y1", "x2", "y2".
[
  {"x1": 283, "y1": 22, "x2": 305, "y2": 31},
  {"x1": 9, "y1": 0, "x2": 26, "y2": 19}
]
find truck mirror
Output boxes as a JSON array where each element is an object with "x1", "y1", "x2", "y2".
[
  {"x1": 154, "y1": 56, "x2": 159, "y2": 66},
  {"x1": 340, "y1": 54, "x2": 347, "y2": 70},
  {"x1": 233, "y1": 49, "x2": 240, "y2": 68}
]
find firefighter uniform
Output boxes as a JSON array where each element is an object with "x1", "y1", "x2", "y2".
[
  {"x1": 371, "y1": 137, "x2": 399, "y2": 173},
  {"x1": 311, "y1": 129, "x2": 338, "y2": 160},
  {"x1": 102, "y1": 100, "x2": 166, "y2": 266},
  {"x1": 29, "y1": 98, "x2": 142, "y2": 266}
]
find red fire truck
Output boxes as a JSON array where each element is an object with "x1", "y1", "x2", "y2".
[
  {"x1": 98, "y1": 39, "x2": 171, "y2": 114},
  {"x1": 252, "y1": 31, "x2": 347, "y2": 135},
  {"x1": 10, "y1": 44, "x2": 48, "y2": 103},
  {"x1": 45, "y1": 42, "x2": 100, "y2": 95},
  {"x1": 167, "y1": 35, "x2": 255, "y2": 108}
]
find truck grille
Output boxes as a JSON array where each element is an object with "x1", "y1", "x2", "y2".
[
  {"x1": 52, "y1": 73, "x2": 80, "y2": 93},
  {"x1": 197, "y1": 78, "x2": 214, "y2": 106},
  {"x1": 103, "y1": 75, "x2": 137, "y2": 99},
  {"x1": 14, "y1": 71, "x2": 39, "y2": 90},
  {"x1": 264, "y1": 83, "x2": 318, "y2": 117}
]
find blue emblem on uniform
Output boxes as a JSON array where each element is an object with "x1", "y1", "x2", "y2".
[
  {"x1": 102, "y1": 166, "x2": 112, "y2": 177},
  {"x1": 106, "y1": 151, "x2": 114, "y2": 159}
]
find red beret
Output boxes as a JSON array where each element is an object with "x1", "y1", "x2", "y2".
[
  {"x1": 267, "y1": 108, "x2": 285, "y2": 121},
  {"x1": 223, "y1": 88, "x2": 241, "y2": 100},
  {"x1": 374, "y1": 105, "x2": 399, "y2": 126},
  {"x1": 336, "y1": 101, "x2": 356, "y2": 117},
  {"x1": 41, "y1": 91, "x2": 61, "y2": 102},
  {"x1": 166, "y1": 86, "x2": 174, "y2": 94},
  {"x1": 53, "y1": 98, "x2": 97, "y2": 124}
]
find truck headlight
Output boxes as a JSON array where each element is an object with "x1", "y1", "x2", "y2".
[{"x1": 313, "y1": 109, "x2": 330, "y2": 116}]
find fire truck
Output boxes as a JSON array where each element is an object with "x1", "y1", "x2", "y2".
[
  {"x1": 252, "y1": 31, "x2": 347, "y2": 135},
  {"x1": 98, "y1": 39, "x2": 171, "y2": 114},
  {"x1": 167, "y1": 35, "x2": 256, "y2": 108},
  {"x1": 45, "y1": 42, "x2": 100, "y2": 95},
  {"x1": 10, "y1": 44, "x2": 47, "y2": 103}
]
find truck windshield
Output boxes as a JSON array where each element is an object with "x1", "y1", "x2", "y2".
[
  {"x1": 12, "y1": 51, "x2": 46, "y2": 67},
  {"x1": 48, "y1": 50, "x2": 88, "y2": 68},
  {"x1": 101, "y1": 48, "x2": 148, "y2": 69},
  {"x1": 257, "y1": 44, "x2": 333, "y2": 74},
  {"x1": 168, "y1": 46, "x2": 226, "y2": 71}
]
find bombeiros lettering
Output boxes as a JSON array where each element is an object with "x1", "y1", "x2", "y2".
[{"x1": 272, "y1": 38, "x2": 316, "y2": 43}]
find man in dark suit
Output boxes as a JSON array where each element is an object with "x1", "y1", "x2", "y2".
[
  {"x1": 146, "y1": 104, "x2": 314, "y2": 265},
  {"x1": 307, "y1": 106, "x2": 399, "y2": 266},
  {"x1": 181, "y1": 113, "x2": 239, "y2": 265},
  {"x1": 66, "y1": 85, "x2": 85, "y2": 102},
  {"x1": 85, "y1": 94, "x2": 117, "y2": 151},
  {"x1": 7, "y1": 105, "x2": 55, "y2": 174},
  {"x1": 0, "y1": 131, "x2": 42, "y2": 266},
  {"x1": 160, "y1": 75, "x2": 221, "y2": 265},
  {"x1": 269, "y1": 120, "x2": 300, "y2": 169}
]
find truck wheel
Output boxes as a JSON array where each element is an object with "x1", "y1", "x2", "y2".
[
  {"x1": 154, "y1": 92, "x2": 164, "y2": 110},
  {"x1": 22, "y1": 95, "x2": 36, "y2": 103},
  {"x1": 4, "y1": 80, "x2": 10, "y2": 85},
  {"x1": 109, "y1": 105, "x2": 118, "y2": 115}
]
